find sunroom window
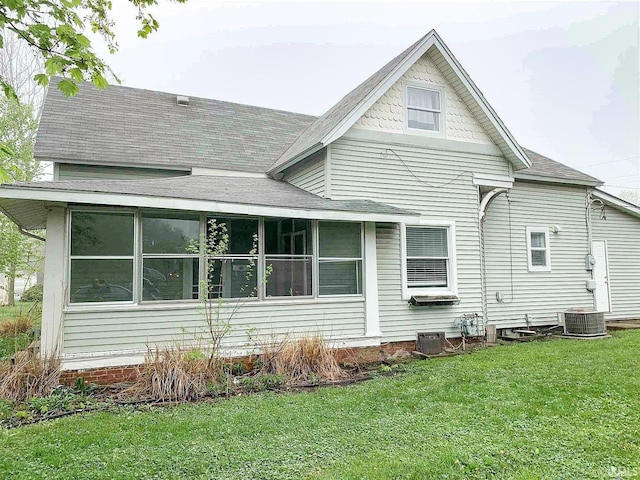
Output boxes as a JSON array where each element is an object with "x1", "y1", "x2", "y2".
[
  {"x1": 264, "y1": 218, "x2": 313, "y2": 297},
  {"x1": 406, "y1": 86, "x2": 441, "y2": 132},
  {"x1": 318, "y1": 221, "x2": 362, "y2": 296},
  {"x1": 207, "y1": 217, "x2": 259, "y2": 299},
  {"x1": 69, "y1": 211, "x2": 135, "y2": 303},
  {"x1": 141, "y1": 213, "x2": 200, "y2": 301}
]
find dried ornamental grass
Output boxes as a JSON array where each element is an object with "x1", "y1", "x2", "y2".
[
  {"x1": 0, "y1": 353, "x2": 60, "y2": 401},
  {"x1": 260, "y1": 335, "x2": 347, "y2": 384},
  {"x1": 125, "y1": 344, "x2": 213, "y2": 402},
  {"x1": 0, "y1": 317, "x2": 33, "y2": 338}
]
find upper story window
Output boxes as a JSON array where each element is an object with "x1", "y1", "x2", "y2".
[
  {"x1": 406, "y1": 85, "x2": 442, "y2": 132},
  {"x1": 526, "y1": 226, "x2": 551, "y2": 272}
]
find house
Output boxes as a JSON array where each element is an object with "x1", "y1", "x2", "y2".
[{"x1": 0, "y1": 30, "x2": 638, "y2": 372}]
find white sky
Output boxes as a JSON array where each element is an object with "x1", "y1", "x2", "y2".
[{"x1": 95, "y1": 0, "x2": 639, "y2": 196}]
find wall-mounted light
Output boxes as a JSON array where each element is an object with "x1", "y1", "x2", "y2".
[{"x1": 550, "y1": 225, "x2": 562, "y2": 234}]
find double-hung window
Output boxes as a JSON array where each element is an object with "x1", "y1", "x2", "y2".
[
  {"x1": 318, "y1": 221, "x2": 363, "y2": 296},
  {"x1": 403, "y1": 223, "x2": 456, "y2": 297},
  {"x1": 69, "y1": 211, "x2": 135, "y2": 304},
  {"x1": 526, "y1": 227, "x2": 551, "y2": 271},
  {"x1": 141, "y1": 213, "x2": 200, "y2": 301},
  {"x1": 406, "y1": 85, "x2": 442, "y2": 132}
]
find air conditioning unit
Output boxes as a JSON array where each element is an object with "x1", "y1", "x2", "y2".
[{"x1": 564, "y1": 309, "x2": 606, "y2": 336}]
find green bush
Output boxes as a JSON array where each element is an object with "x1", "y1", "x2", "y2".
[{"x1": 21, "y1": 284, "x2": 43, "y2": 303}]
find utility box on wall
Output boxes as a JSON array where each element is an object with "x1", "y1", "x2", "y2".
[{"x1": 417, "y1": 332, "x2": 446, "y2": 355}]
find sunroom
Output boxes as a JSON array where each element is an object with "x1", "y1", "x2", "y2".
[{"x1": 0, "y1": 175, "x2": 419, "y2": 368}]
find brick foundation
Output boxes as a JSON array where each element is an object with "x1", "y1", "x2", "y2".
[{"x1": 60, "y1": 340, "x2": 419, "y2": 385}]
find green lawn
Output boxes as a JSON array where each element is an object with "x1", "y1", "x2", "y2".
[{"x1": 1, "y1": 331, "x2": 639, "y2": 480}]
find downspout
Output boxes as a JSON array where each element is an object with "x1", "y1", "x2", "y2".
[{"x1": 479, "y1": 187, "x2": 510, "y2": 327}]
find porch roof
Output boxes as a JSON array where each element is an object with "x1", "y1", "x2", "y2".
[{"x1": 0, "y1": 175, "x2": 420, "y2": 230}]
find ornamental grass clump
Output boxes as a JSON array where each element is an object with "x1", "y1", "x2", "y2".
[
  {"x1": 0, "y1": 353, "x2": 60, "y2": 402},
  {"x1": 0, "y1": 316, "x2": 33, "y2": 338},
  {"x1": 259, "y1": 335, "x2": 347, "y2": 384},
  {"x1": 125, "y1": 344, "x2": 215, "y2": 402}
]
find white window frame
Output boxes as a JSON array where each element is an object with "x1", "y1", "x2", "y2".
[
  {"x1": 67, "y1": 208, "x2": 138, "y2": 306},
  {"x1": 526, "y1": 226, "x2": 551, "y2": 272},
  {"x1": 400, "y1": 220, "x2": 457, "y2": 299},
  {"x1": 404, "y1": 82, "x2": 445, "y2": 137},
  {"x1": 317, "y1": 221, "x2": 364, "y2": 298}
]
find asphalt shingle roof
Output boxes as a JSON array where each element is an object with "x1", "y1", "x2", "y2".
[
  {"x1": 520, "y1": 148, "x2": 602, "y2": 185},
  {"x1": 7, "y1": 176, "x2": 416, "y2": 216},
  {"x1": 35, "y1": 79, "x2": 316, "y2": 173}
]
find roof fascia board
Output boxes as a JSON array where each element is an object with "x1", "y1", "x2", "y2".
[
  {"x1": 190, "y1": 167, "x2": 267, "y2": 178},
  {"x1": 269, "y1": 144, "x2": 324, "y2": 175},
  {"x1": 320, "y1": 35, "x2": 437, "y2": 148},
  {"x1": 431, "y1": 33, "x2": 530, "y2": 169},
  {"x1": 343, "y1": 128, "x2": 504, "y2": 157},
  {"x1": 593, "y1": 189, "x2": 640, "y2": 219},
  {"x1": 513, "y1": 173, "x2": 601, "y2": 187},
  {"x1": 0, "y1": 187, "x2": 420, "y2": 223},
  {"x1": 39, "y1": 157, "x2": 191, "y2": 173}
]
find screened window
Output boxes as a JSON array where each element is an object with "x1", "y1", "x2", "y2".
[
  {"x1": 405, "y1": 226, "x2": 449, "y2": 288},
  {"x1": 142, "y1": 213, "x2": 200, "y2": 301},
  {"x1": 318, "y1": 222, "x2": 362, "y2": 296},
  {"x1": 526, "y1": 227, "x2": 551, "y2": 271},
  {"x1": 69, "y1": 212, "x2": 135, "y2": 303},
  {"x1": 406, "y1": 86, "x2": 441, "y2": 132},
  {"x1": 207, "y1": 217, "x2": 258, "y2": 299},
  {"x1": 264, "y1": 218, "x2": 312, "y2": 297}
]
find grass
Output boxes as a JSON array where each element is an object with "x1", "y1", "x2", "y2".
[
  {"x1": 0, "y1": 302, "x2": 39, "y2": 361},
  {"x1": 1, "y1": 331, "x2": 639, "y2": 479}
]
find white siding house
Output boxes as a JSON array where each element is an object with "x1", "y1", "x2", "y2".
[{"x1": 0, "y1": 30, "x2": 638, "y2": 371}]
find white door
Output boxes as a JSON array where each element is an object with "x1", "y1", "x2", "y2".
[{"x1": 592, "y1": 240, "x2": 611, "y2": 312}]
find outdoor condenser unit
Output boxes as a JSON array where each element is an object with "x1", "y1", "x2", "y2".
[{"x1": 563, "y1": 309, "x2": 606, "y2": 336}]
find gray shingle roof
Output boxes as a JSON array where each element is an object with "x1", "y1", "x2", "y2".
[
  {"x1": 6, "y1": 175, "x2": 416, "y2": 216},
  {"x1": 267, "y1": 35, "x2": 428, "y2": 173},
  {"x1": 35, "y1": 79, "x2": 316, "y2": 173},
  {"x1": 519, "y1": 148, "x2": 602, "y2": 185}
]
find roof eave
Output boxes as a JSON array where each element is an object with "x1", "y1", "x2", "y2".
[
  {"x1": 593, "y1": 189, "x2": 640, "y2": 219},
  {"x1": 0, "y1": 185, "x2": 421, "y2": 226},
  {"x1": 513, "y1": 173, "x2": 603, "y2": 187}
]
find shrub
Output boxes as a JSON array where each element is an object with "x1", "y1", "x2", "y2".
[
  {"x1": 259, "y1": 335, "x2": 347, "y2": 384},
  {"x1": 21, "y1": 284, "x2": 43, "y2": 303},
  {"x1": 0, "y1": 353, "x2": 61, "y2": 402},
  {"x1": 0, "y1": 316, "x2": 33, "y2": 338}
]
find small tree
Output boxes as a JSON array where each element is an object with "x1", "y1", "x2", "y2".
[{"x1": 0, "y1": 96, "x2": 41, "y2": 306}]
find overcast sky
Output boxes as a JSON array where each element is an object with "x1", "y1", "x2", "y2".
[{"x1": 95, "y1": 0, "x2": 639, "y2": 198}]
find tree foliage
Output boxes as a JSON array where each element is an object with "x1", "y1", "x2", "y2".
[
  {"x1": 0, "y1": 0, "x2": 186, "y2": 100},
  {"x1": 0, "y1": 96, "x2": 40, "y2": 294}
]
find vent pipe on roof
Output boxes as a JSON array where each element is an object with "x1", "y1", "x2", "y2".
[{"x1": 176, "y1": 95, "x2": 189, "y2": 106}]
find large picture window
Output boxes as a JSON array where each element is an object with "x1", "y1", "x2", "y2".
[
  {"x1": 69, "y1": 211, "x2": 135, "y2": 303},
  {"x1": 318, "y1": 221, "x2": 362, "y2": 296},
  {"x1": 142, "y1": 213, "x2": 200, "y2": 301}
]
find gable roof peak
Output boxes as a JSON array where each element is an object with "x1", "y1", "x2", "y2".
[{"x1": 268, "y1": 29, "x2": 530, "y2": 175}]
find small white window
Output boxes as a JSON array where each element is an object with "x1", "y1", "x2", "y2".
[
  {"x1": 402, "y1": 223, "x2": 457, "y2": 298},
  {"x1": 406, "y1": 86, "x2": 442, "y2": 132},
  {"x1": 526, "y1": 227, "x2": 551, "y2": 272}
]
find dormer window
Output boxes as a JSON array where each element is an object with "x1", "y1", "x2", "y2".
[{"x1": 406, "y1": 85, "x2": 442, "y2": 132}]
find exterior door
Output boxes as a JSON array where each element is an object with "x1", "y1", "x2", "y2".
[{"x1": 592, "y1": 240, "x2": 611, "y2": 312}]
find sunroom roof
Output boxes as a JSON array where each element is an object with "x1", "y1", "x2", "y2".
[{"x1": 0, "y1": 175, "x2": 420, "y2": 230}]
